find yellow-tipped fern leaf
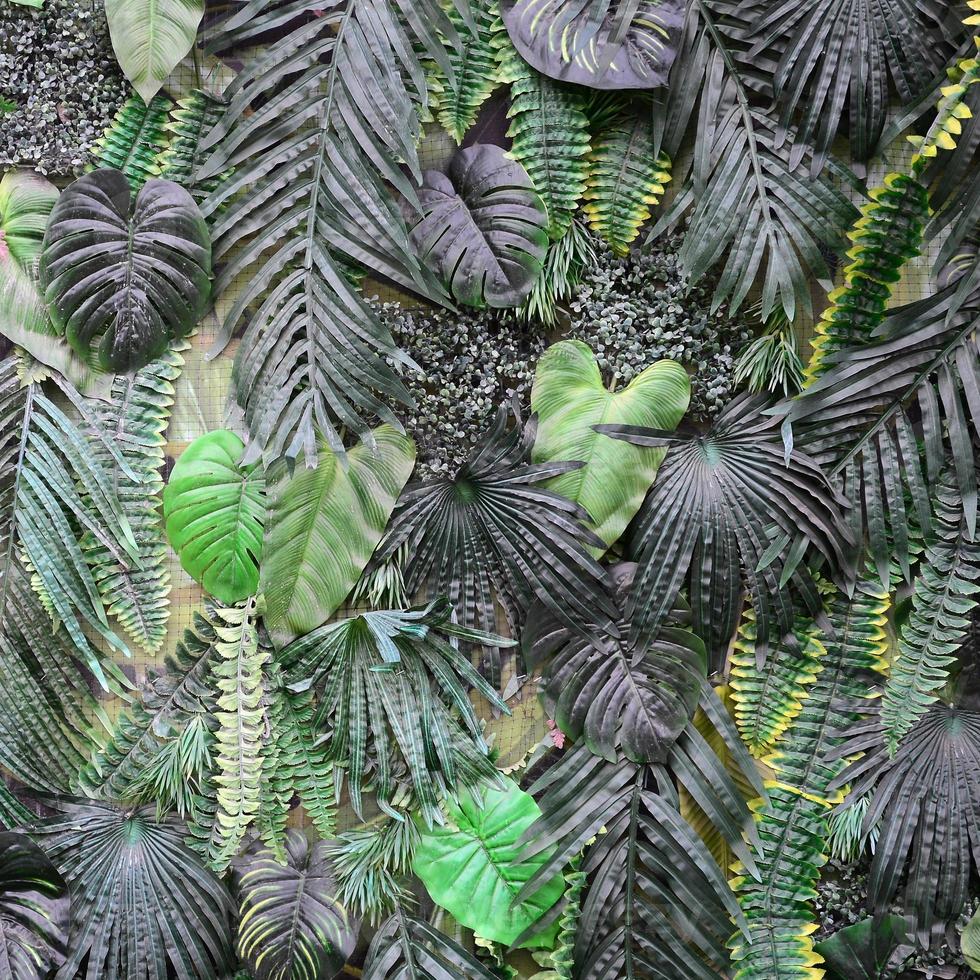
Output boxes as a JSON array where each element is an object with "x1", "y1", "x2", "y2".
[{"x1": 89, "y1": 91, "x2": 172, "y2": 193}]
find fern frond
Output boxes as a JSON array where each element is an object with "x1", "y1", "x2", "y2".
[
  {"x1": 805, "y1": 172, "x2": 929, "y2": 385},
  {"x1": 730, "y1": 581, "x2": 889, "y2": 979},
  {"x1": 585, "y1": 109, "x2": 670, "y2": 256},
  {"x1": 82, "y1": 342, "x2": 185, "y2": 653},
  {"x1": 731, "y1": 614, "x2": 826, "y2": 758},
  {"x1": 90, "y1": 91, "x2": 172, "y2": 193},
  {"x1": 256, "y1": 676, "x2": 290, "y2": 860},
  {"x1": 435, "y1": 0, "x2": 499, "y2": 143},
  {"x1": 549, "y1": 856, "x2": 585, "y2": 980},
  {"x1": 496, "y1": 31, "x2": 590, "y2": 241},
  {"x1": 158, "y1": 89, "x2": 229, "y2": 203},
  {"x1": 881, "y1": 470, "x2": 980, "y2": 752}
]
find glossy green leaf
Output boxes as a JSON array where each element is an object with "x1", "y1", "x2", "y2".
[
  {"x1": 814, "y1": 916, "x2": 914, "y2": 980},
  {"x1": 0, "y1": 170, "x2": 59, "y2": 271},
  {"x1": 413, "y1": 779, "x2": 563, "y2": 949},
  {"x1": 104, "y1": 0, "x2": 205, "y2": 103},
  {"x1": 962, "y1": 905, "x2": 980, "y2": 973},
  {"x1": 531, "y1": 339, "x2": 690, "y2": 554},
  {"x1": 163, "y1": 430, "x2": 267, "y2": 604},
  {"x1": 261, "y1": 426, "x2": 415, "y2": 648}
]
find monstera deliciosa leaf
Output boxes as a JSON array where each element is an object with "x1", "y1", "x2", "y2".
[
  {"x1": 0, "y1": 170, "x2": 59, "y2": 271},
  {"x1": 234, "y1": 831, "x2": 357, "y2": 980},
  {"x1": 413, "y1": 779, "x2": 564, "y2": 949},
  {"x1": 531, "y1": 340, "x2": 690, "y2": 553},
  {"x1": 261, "y1": 426, "x2": 416, "y2": 648},
  {"x1": 0, "y1": 832, "x2": 69, "y2": 980},
  {"x1": 104, "y1": 0, "x2": 205, "y2": 103},
  {"x1": 39, "y1": 168, "x2": 211, "y2": 372},
  {"x1": 500, "y1": 0, "x2": 685, "y2": 90},
  {"x1": 410, "y1": 144, "x2": 548, "y2": 309},
  {"x1": 163, "y1": 430, "x2": 267, "y2": 604}
]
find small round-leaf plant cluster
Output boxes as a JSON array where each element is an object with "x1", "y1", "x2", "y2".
[{"x1": 0, "y1": 0, "x2": 126, "y2": 174}]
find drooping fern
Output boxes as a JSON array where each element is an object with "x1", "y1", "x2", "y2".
[
  {"x1": 730, "y1": 612, "x2": 826, "y2": 758},
  {"x1": 89, "y1": 91, "x2": 172, "y2": 193},
  {"x1": 158, "y1": 89, "x2": 229, "y2": 204},
  {"x1": 435, "y1": 0, "x2": 499, "y2": 143},
  {"x1": 495, "y1": 30, "x2": 591, "y2": 241},
  {"x1": 82, "y1": 342, "x2": 185, "y2": 653},
  {"x1": 584, "y1": 107, "x2": 671, "y2": 256},
  {"x1": 880, "y1": 469, "x2": 980, "y2": 752},
  {"x1": 730, "y1": 581, "x2": 889, "y2": 979}
]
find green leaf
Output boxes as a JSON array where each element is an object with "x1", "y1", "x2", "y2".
[
  {"x1": 234, "y1": 831, "x2": 356, "y2": 980},
  {"x1": 413, "y1": 779, "x2": 564, "y2": 949},
  {"x1": 411, "y1": 144, "x2": 549, "y2": 309},
  {"x1": 961, "y1": 905, "x2": 980, "y2": 973},
  {"x1": 0, "y1": 832, "x2": 69, "y2": 980},
  {"x1": 531, "y1": 339, "x2": 689, "y2": 553},
  {"x1": 163, "y1": 429, "x2": 267, "y2": 605},
  {"x1": 0, "y1": 170, "x2": 59, "y2": 271},
  {"x1": 89, "y1": 91, "x2": 172, "y2": 194},
  {"x1": 39, "y1": 169, "x2": 212, "y2": 373},
  {"x1": 104, "y1": 0, "x2": 205, "y2": 103},
  {"x1": 261, "y1": 425, "x2": 416, "y2": 647},
  {"x1": 814, "y1": 916, "x2": 914, "y2": 980}
]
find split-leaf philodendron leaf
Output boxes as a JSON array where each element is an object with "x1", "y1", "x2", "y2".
[
  {"x1": 410, "y1": 143, "x2": 549, "y2": 309},
  {"x1": 531, "y1": 339, "x2": 691, "y2": 553},
  {"x1": 261, "y1": 426, "x2": 416, "y2": 648},
  {"x1": 39, "y1": 168, "x2": 211, "y2": 373},
  {"x1": 412, "y1": 778, "x2": 564, "y2": 949},
  {"x1": 163, "y1": 429, "x2": 267, "y2": 605}
]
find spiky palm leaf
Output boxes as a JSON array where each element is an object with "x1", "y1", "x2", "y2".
[
  {"x1": 374, "y1": 406, "x2": 619, "y2": 686},
  {"x1": 82, "y1": 342, "x2": 185, "y2": 653},
  {"x1": 600, "y1": 394, "x2": 854, "y2": 664},
  {"x1": 158, "y1": 90, "x2": 230, "y2": 204},
  {"x1": 282, "y1": 598, "x2": 510, "y2": 826},
  {"x1": 730, "y1": 580, "x2": 889, "y2": 979},
  {"x1": 496, "y1": 29, "x2": 591, "y2": 241},
  {"x1": 89, "y1": 91, "x2": 172, "y2": 193},
  {"x1": 197, "y1": 0, "x2": 462, "y2": 466}
]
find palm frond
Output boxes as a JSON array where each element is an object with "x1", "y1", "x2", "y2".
[
  {"x1": 496, "y1": 29, "x2": 591, "y2": 241},
  {"x1": 197, "y1": 0, "x2": 461, "y2": 465},
  {"x1": 158, "y1": 90, "x2": 230, "y2": 204},
  {"x1": 733, "y1": 310, "x2": 805, "y2": 397},
  {"x1": 90, "y1": 91, "x2": 172, "y2": 193},
  {"x1": 518, "y1": 217, "x2": 597, "y2": 326},
  {"x1": 730, "y1": 580, "x2": 889, "y2": 979},
  {"x1": 881, "y1": 469, "x2": 980, "y2": 752},
  {"x1": 375, "y1": 406, "x2": 619, "y2": 686},
  {"x1": 82, "y1": 342, "x2": 185, "y2": 653}
]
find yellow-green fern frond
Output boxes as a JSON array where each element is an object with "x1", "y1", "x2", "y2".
[
  {"x1": 584, "y1": 110, "x2": 670, "y2": 256},
  {"x1": 731, "y1": 614, "x2": 826, "y2": 758},
  {"x1": 158, "y1": 89, "x2": 229, "y2": 204},
  {"x1": 90, "y1": 90, "x2": 172, "y2": 193}
]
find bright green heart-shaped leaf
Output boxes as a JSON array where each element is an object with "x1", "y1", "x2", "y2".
[
  {"x1": 163, "y1": 430, "x2": 267, "y2": 604},
  {"x1": 261, "y1": 426, "x2": 416, "y2": 647},
  {"x1": 104, "y1": 0, "x2": 205, "y2": 103},
  {"x1": 0, "y1": 170, "x2": 59, "y2": 271},
  {"x1": 412, "y1": 779, "x2": 564, "y2": 949},
  {"x1": 530, "y1": 340, "x2": 690, "y2": 553}
]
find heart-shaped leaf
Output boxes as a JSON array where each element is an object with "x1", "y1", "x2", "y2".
[
  {"x1": 261, "y1": 426, "x2": 416, "y2": 647},
  {"x1": 531, "y1": 340, "x2": 690, "y2": 553},
  {"x1": 0, "y1": 170, "x2": 59, "y2": 271},
  {"x1": 39, "y1": 168, "x2": 211, "y2": 372},
  {"x1": 104, "y1": 0, "x2": 205, "y2": 103},
  {"x1": 163, "y1": 429, "x2": 267, "y2": 604},
  {"x1": 412, "y1": 779, "x2": 563, "y2": 949},
  {"x1": 410, "y1": 144, "x2": 548, "y2": 309},
  {"x1": 499, "y1": 0, "x2": 685, "y2": 90}
]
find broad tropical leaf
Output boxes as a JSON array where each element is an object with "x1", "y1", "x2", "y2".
[
  {"x1": 600, "y1": 394, "x2": 854, "y2": 664},
  {"x1": 499, "y1": 0, "x2": 685, "y2": 90},
  {"x1": 530, "y1": 339, "x2": 690, "y2": 553},
  {"x1": 413, "y1": 779, "x2": 564, "y2": 949},
  {"x1": 0, "y1": 170, "x2": 59, "y2": 271},
  {"x1": 39, "y1": 169, "x2": 212, "y2": 372},
  {"x1": 374, "y1": 406, "x2": 620, "y2": 687},
  {"x1": 363, "y1": 909, "x2": 498, "y2": 980},
  {"x1": 163, "y1": 429, "x2": 267, "y2": 605},
  {"x1": 234, "y1": 831, "x2": 356, "y2": 980},
  {"x1": 495, "y1": 32, "x2": 591, "y2": 241},
  {"x1": 90, "y1": 92, "x2": 172, "y2": 193},
  {"x1": 0, "y1": 832, "x2": 69, "y2": 980},
  {"x1": 411, "y1": 144, "x2": 549, "y2": 309},
  {"x1": 197, "y1": 0, "x2": 459, "y2": 466},
  {"x1": 524, "y1": 562, "x2": 706, "y2": 763},
  {"x1": 104, "y1": 0, "x2": 205, "y2": 103},
  {"x1": 283, "y1": 598, "x2": 510, "y2": 826},
  {"x1": 261, "y1": 426, "x2": 415, "y2": 648},
  {"x1": 585, "y1": 106, "x2": 671, "y2": 256},
  {"x1": 813, "y1": 916, "x2": 915, "y2": 980},
  {"x1": 32, "y1": 798, "x2": 235, "y2": 980}
]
